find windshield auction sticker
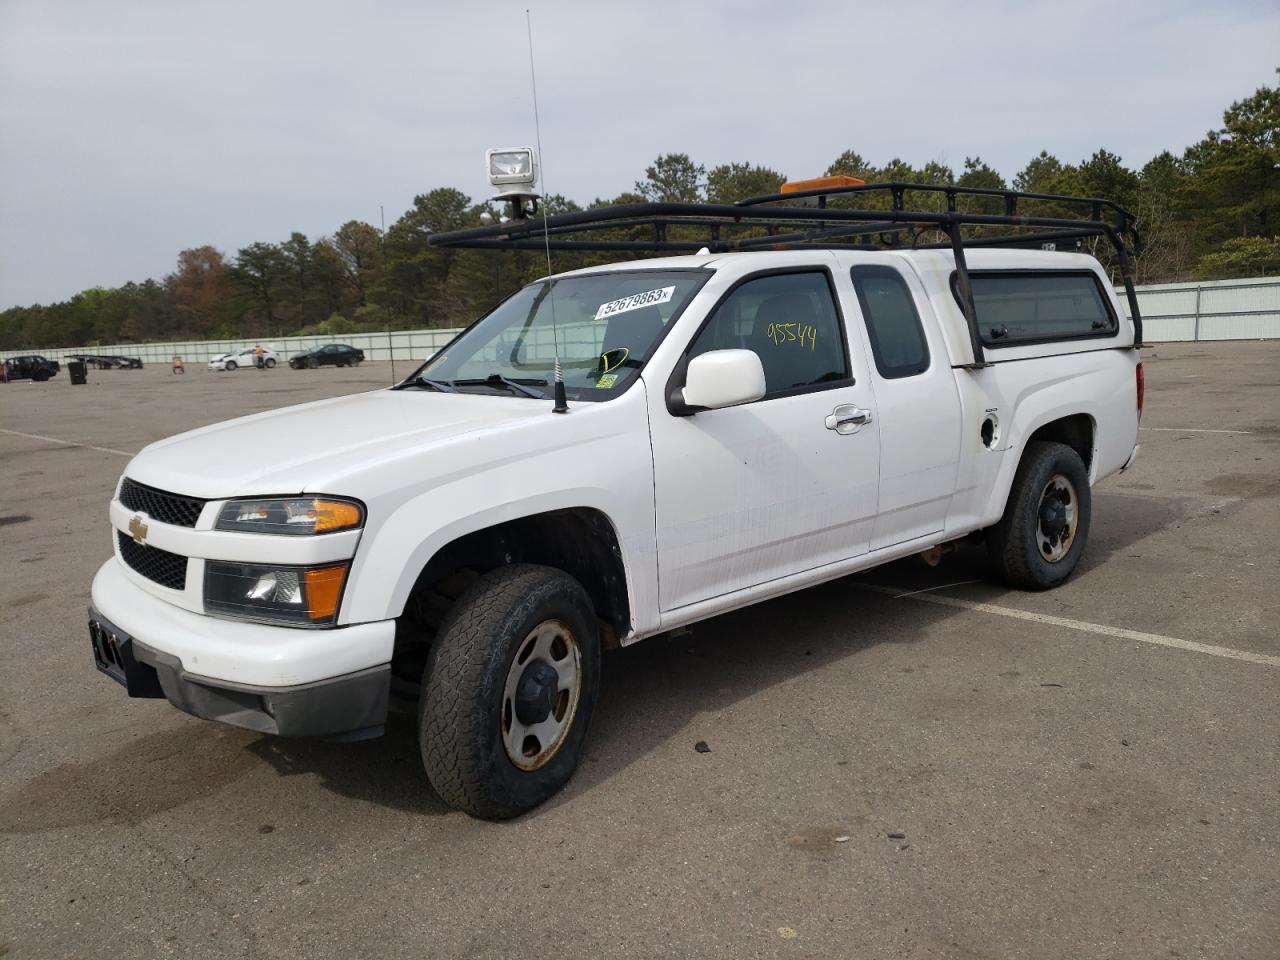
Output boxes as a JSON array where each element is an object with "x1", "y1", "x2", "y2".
[{"x1": 594, "y1": 286, "x2": 675, "y2": 321}]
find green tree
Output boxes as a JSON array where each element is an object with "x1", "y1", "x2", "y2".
[
  {"x1": 232, "y1": 242, "x2": 289, "y2": 337},
  {"x1": 824, "y1": 150, "x2": 872, "y2": 180},
  {"x1": 1075, "y1": 150, "x2": 1140, "y2": 209},
  {"x1": 278, "y1": 232, "x2": 320, "y2": 328},
  {"x1": 1181, "y1": 71, "x2": 1279, "y2": 247},
  {"x1": 635, "y1": 153, "x2": 705, "y2": 202},
  {"x1": 705, "y1": 162, "x2": 785, "y2": 203},
  {"x1": 378, "y1": 189, "x2": 484, "y2": 326},
  {"x1": 310, "y1": 239, "x2": 350, "y2": 320},
  {"x1": 331, "y1": 221, "x2": 382, "y2": 310},
  {"x1": 1014, "y1": 151, "x2": 1074, "y2": 194},
  {"x1": 1195, "y1": 235, "x2": 1280, "y2": 278},
  {"x1": 1132, "y1": 151, "x2": 1193, "y2": 282}
]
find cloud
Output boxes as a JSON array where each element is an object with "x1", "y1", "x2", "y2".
[{"x1": 1, "y1": 0, "x2": 1276, "y2": 307}]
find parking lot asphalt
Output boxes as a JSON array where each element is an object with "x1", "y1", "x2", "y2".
[{"x1": 1, "y1": 343, "x2": 1277, "y2": 960}]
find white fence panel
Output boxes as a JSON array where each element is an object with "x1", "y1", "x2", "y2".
[
  {"x1": 1116, "y1": 276, "x2": 1280, "y2": 343},
  {"x1": 1141, "y1": 315, "x2": 1197, "y2": 342}
]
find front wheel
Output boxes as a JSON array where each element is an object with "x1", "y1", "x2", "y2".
[
  {"x1": 307, "y1": 358, "x2": 319, "y2": 369},
  {"x1": 419, "y1": 564, "x2": 600, "y2": 820},
  {"x1": 264, "y1": 357, "x2": 276, "y2": 368},
  {"x1": 225, "y1": 360, "x2": 237, "y2": 371},
  {"x1": 988, "y1": 440, "x2": 1091, "y2": 590}
]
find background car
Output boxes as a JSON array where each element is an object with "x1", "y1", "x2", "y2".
[
  {"x1": 288, "y1": 344, "x2": 365, "y2": 369},
  {"x1": 208, "y1": 347, "x2": 278, "y2": 371},
  {"x1": 2, "y1": 354, "x2": 60, "y2": 381}
]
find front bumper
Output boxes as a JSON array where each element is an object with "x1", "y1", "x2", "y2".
[
  {"x1": 90, "y1": 557, "x2": 395, "y2": 738},
  {"x1": 92, "y1": 558, "x2": 392, "y2": 685},
  {"x1": 89, "y1": 608, "x2": 388, "y2": 739}
]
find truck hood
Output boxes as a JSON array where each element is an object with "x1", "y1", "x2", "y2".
[{"x1": 125, "y1": 388, "x2": 552, "y2": 499}]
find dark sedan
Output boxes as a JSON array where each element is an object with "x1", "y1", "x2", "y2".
[{"x1": 289, "y1": 344, "x2": 365, "y2": 369}]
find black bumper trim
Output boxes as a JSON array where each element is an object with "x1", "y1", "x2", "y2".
[{"x1": 88, "y1": 607, "x2": 390, "y2": 740}]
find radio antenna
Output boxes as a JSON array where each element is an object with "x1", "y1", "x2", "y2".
[{"x1": 526, "y1": 8, "x2": 567, "y2": 413}]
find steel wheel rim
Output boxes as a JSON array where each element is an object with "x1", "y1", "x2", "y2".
[
  {"x1": 1036, "y1": 473, "x2": 1078, "y2": 563},
  {"x1": 501, "y1": 619, "x2": 582, "y2": 771}
]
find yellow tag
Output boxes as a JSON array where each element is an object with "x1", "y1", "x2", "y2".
[{"x1": 596, "y1": 373, "x2": 619, "y2": 389}]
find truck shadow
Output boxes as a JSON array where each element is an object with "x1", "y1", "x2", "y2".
[
  {"x1": 241, "y1": 486, "x2": 1178, "y2": 815},
  {"x1": 244, "y1": 717, "x2": 448, "y2": 816},
  {"x1": 556, "y1": 488, "x2": 1180, "y2": 806}
]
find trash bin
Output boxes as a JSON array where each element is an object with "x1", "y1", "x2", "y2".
[{"x1": 68, "y1": 360, "x2": 87, "y2": 385}]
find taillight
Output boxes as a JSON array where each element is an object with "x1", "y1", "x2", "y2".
[{"x1": 1135, "y1": 362, "x2": 1145, "y2": 423}]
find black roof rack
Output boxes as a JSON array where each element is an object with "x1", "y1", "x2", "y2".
[{"x1": 427, "y1": 182, "x2": 1143, "y2": 364}]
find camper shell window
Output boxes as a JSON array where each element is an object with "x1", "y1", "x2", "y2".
[{"x1": 952, "y1": 270, "x2": 1119, "y2": 348}]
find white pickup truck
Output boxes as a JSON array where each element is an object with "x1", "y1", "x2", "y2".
[{"x1": 89, "y1": 181, "x2": 1144, "y2": 819}]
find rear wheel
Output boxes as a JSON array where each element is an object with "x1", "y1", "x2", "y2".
[
  {"x1": 988, "y1": 440, "x2": 1091, "y2": 589},
  {"x1": 419, "y1": 564, "x2": 600, "y2": 820}
]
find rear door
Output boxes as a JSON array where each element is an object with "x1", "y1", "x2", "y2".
[
  {"x1": 847, "y1": 261, "x2": 962, "y2": 549},
  {"x1": 649, "y1": 265, "x2": 881, "y2": 613}
]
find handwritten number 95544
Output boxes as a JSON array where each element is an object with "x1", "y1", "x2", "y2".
[{"x1": 766, "y1": 322, "x2": 817, "y2": 350}]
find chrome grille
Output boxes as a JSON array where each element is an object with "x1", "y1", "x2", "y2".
[
  {"x1": 117, "y1": 531, "x2": 188, "y2": 591},
  {"x1": 119, "y1": 478, "x2": 206, "y2": 528}
]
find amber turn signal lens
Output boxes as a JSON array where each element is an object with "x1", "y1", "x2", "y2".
[
  {"x1": 780, "y1": 174, "x2": 866, "y2": 194},
  {"x1": 304, "y1": 565, "x2": 348, "y2": 621},
  {"x1": 312, "y1": 500, "x2": 363, "y2": 533}
]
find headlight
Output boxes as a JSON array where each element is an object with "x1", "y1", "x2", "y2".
[
  {"x1": 205, "y1": 561, "x2": 349, "y2": 626},
  {"x1": 215, "y1": 497, "x2": 364, "y2": 536}
]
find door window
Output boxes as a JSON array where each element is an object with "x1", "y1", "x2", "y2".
[
  {"x1": 850, "y1": 265, "x2": 931, "y2": 378},
  {"x1": 688, "y1": 271, "x2": 850, "y2": 397}
]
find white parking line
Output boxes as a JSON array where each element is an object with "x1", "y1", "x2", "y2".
[
  {"x1": 1140, "y1": 427, "x2": 1253, "y2": 434},
  {"x1": 858, "y1": 583, "x2": 1280, "y2": 668},
  {"x1": 0, "y1": 428, "x2": 133, "y2": 458},
  {"x1": 892, "y1": 579, "x2": 983, "y2": 599}
]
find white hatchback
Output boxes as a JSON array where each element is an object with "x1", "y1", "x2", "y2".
[{"x1": 208, "y1": 347, "x2": 278, "y2": 371}]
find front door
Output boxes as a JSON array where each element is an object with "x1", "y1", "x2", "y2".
[{"x1": 649, "y1": 267, "x2": 881, "y2": 613}]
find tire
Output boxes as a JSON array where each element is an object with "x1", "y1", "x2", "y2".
[
  {"x1": 419, "y1": 564, "x2": 601, "y2": 820},
  {"x1": 307, "y1": 358, "x2": 319, "y2": 369},
  {"x1": 265, "y1": 358, "x2": 276, "y2": 368},
  {"x1": 988, "y1": 440, "x2": 1091, "y2": 590},
  {"x1": 225, "y1": 360, "x2": 237, "y2": 371}
]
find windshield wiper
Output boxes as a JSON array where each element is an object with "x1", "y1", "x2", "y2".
[
  {"x1": 452, "y1": 374, "x2": 548, "y2": 399},
  {"x1": 395, "y1": 375, "x2": 457, "y2": 393}
]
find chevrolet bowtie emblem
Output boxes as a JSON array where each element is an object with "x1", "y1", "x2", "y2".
[{"x1": 128, "y1": 515, "x2": 149, "y2": 545}]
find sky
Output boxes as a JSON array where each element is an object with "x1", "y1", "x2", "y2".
[{"x1": 1, "y1": 0, "x2": 1277, "y2": 309}]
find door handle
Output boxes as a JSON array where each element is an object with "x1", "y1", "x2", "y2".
[{"x1": 825, "y1": 405, "x2": 872, "y2": 435}]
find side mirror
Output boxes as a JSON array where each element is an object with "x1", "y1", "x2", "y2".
[{"x1": 680, "y1": 349, "x2": 766, "y2": 411}]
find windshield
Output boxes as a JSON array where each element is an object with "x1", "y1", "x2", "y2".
[{"x1": 409, "y1": 269, "x2": 709, "y2": 401}]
